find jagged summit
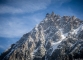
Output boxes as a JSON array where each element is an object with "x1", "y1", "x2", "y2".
[{"x1": 0, "y1": 12, "x2": 83, "y2": 60}]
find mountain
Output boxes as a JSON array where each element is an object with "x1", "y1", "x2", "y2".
[{"x1": 0, "y1": 12, "x2": 83, "y2": 60}]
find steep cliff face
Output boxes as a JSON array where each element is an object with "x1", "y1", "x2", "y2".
[{"x1": 0, "y1": 12, "x2": 83, "y2": 60}]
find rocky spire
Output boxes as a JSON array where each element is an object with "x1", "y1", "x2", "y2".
[
  {"x1": 46, "y1": 13, "x2": 50, "y2": 17},
  {"x1": 51, "y1": 11, "x2": 55, "y2": 17}
]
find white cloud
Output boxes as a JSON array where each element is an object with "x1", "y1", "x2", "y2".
[
  {"x1": 56, "y1": 0, "x2": 71, "y2": 4},
  {"x1": 0, "y1": 0, "x2": 51, "y2": 14},
  {"x1": 0, "y1": 45, "x2": 5, "y2": 50},
  {"x1": 53, "y1": 0, "x2": 71, "y2": 4},
  {"x1": 0, "y1": 18, "x2": 31, "y2": 38},
  {"x1": 0, "y1": 13, "x2": 44, "y2": 38},
  {"x1": 51, "y1": 0, "x2": 71, "y2": 7}
]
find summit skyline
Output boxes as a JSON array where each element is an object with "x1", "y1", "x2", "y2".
[{"x1": 0, "y1": 0, "x2": 83, "y2": 54}]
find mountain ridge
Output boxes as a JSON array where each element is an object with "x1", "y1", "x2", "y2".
[{"x1": 0, "y1": 12, "x2": 83, "y2": 60}]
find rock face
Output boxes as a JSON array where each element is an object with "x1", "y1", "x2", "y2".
[{"x1": 0, "y1": 12, "x2": 83, "y2": 60}]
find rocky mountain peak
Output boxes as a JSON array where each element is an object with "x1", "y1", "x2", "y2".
[{"x1": 0, "y1": 12, "x2": 83, "y2": 60}]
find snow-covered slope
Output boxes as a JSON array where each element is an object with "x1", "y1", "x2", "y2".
[{"x1": 0, "y1": 12, "x2": 83, "y2": 60}]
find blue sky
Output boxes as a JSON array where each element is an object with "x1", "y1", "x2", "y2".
[{"x1": 0, "y1": 0, "x2": 83, "y2": 54}]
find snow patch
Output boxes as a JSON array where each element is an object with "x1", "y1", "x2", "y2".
[
  {"x1": 34, "y1": 48, "x2": 38, "y2": 53},
  {"x1": 50, "y1": 29, "x2": 68, "y2": 55},
  {"x1": 45, "y1": 18, "x2": 48, "y2": 21},
  {"x1": 59, "y1": 29, "x2": 68, "y2": 40},
  {"x1": 70, "y1": 24, "x2": 83, "y2": 35},
  {"x1": 51, "y1": 40, "x2": 62, "y2": 55},
  {"x1": 61, "y1": 34, "x2": 66, "y2": 40},
  {"x1": 35, "y1": 24, "x2": 38, "y2": 31},
  {"x1": 31, "y1": 48, "x2": 38, "y2": 57}
]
